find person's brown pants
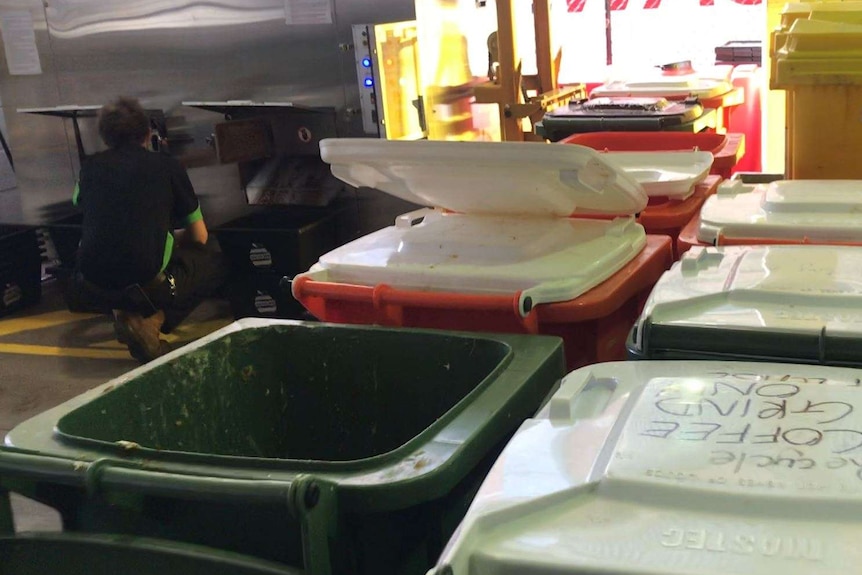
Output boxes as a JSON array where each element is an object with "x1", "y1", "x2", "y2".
[{"x1": 144, "y1": 243, "x2": 230, "y2": 333}]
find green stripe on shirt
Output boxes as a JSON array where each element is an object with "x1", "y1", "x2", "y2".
[
  {"x1": 162, "y1": 206, "x2": 200, "y2": 273},
  {"x1": 161, "y1": 231, "x2": 174, "y2": 273},
  {"x1": 72, "y1": 182, "x2": 80, "y2": 206},
  {"x1": 184, "y1": 205, "x2": 203, "y2": 226}
]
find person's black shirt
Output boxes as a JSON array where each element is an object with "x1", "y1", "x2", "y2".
[{"x1": 74, "y1": 145, "x2": 202, "y2": 289}]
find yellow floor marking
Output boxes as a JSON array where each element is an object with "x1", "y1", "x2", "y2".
[
  {"x1": 0, "y1": 310, "x2": 100, "y2": 337},
  {"x1": 0, "y1": 342, "x2": 130, "y2": 359},
  {"x1": 90, "y1": 318, "x2": 233, "y2": 348},
  {"x1": 162, "y1": 318, "x2": 233, "y2": 344},
  {"x1": 90, "y1": 341, "x2": 127, "y2": 350},
  {"x1": 0, "y1": 308, "x2": 233, "y2": 359}
]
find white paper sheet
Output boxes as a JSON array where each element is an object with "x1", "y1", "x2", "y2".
[
  {"x1": 0, "y1": 10, "x2": 41, "y2": 75},
  {"x1": 284, "y1": 0, "x2": 332, "y2": 25}
]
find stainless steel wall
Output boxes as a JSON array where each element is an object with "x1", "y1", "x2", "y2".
[{"x1": 0, "y1": 0, "x2": 414, "y2": 225}]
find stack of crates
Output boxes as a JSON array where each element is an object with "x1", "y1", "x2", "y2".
[
  {"x1": 771, "y1": 2, "x2": 862, "y2": 178},
  {"x1": 715, "y1": 40, "x2": 762, "y2": 65},
  {"x1": 0, "y1": 224, "x2": 42, "y2": 316},
  {"x1": 213, "y1": 199, "x2": 359, "y2": 320}
]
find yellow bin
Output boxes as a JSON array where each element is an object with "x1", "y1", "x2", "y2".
[{"x1": 772, "y1": 17, "x2": 862, "y2": 179}]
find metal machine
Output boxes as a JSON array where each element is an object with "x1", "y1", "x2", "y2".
[
  {"x1": 352, "y1": 21, "x2": 423, "y2": 140},
  {"x1": 183, "y1": 101, "x2": 341, "y2": 206},
  {"x1": 354, "y1": 1, "x2": 584, "y2": 142},
  {"x1": 0, "y1": 0, "x2": 413, "y2": 225}
]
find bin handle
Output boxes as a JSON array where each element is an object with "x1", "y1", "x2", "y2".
[
  {"x1": 94, "y1": 464, "x2": 337, "y2": 575},
  {"x1": 549, "y1": 371, "x2": 617, "y2": 425},
  {"x1": 84, "y1": 458, "x2": 294, "y2": 505},
  {"x1": 0, "y1": 450, "x2": 337, "y2": 575},
  {"x1": 395, "y1": 207, "x2": 438, "y2": 229}
]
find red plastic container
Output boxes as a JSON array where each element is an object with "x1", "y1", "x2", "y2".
[
  {"x1": 295, "y1": 139, "x2": 676, "y2": 371},
  {"x1": 727, "y1": 65, "x2": 762, "y2": 172},
  {"x1": 677, "y1": 217, "x2": 862, "y2": 257},
  {"x1": 701, "y1": 86, "x2": 745, "y2": 135},
  {"x1": 560, "y1": 131, "x2": 744, "y2": 179},
  {"x1": 681, "y1": 225, "x2": 862, "y2": 255},
  {"x1": 678, "y1": 212, "x2": 710, "y2": 256},
  {"x1": 636, "y1": 175, "x2": 721, "y2": 260},
  {"x1": 293, "y1": 235, "x2": 673, "y2": 371}
]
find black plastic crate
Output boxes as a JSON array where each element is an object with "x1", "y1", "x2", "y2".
[
  {"x1": 227, "y1": 271, "x2": 308, "y2": 320},
  {"x1": 0, "y1": 225, "x2": 42, "y2": 316},
  {"x1": 0, "y1": 225, "x2": 41, "y2": 265},
  {"x1": 0, "y1": 256, "x2": 41, "y2": 317},
  {"x1": 213, "y1": 198, "x2": 359, "y2": 276}
]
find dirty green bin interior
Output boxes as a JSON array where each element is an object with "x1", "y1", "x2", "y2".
[
  {"x1": 57, "y1": 324, "x2": 510, "y2": 460},
  {"x1": 0, "y1": 319, "x2": 564, "y2": 575},
  {"x1": 0, "y1": 533, "x2": 302, "y2": 575}
]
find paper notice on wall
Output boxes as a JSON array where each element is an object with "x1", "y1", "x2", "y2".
[
  {"x1": 285, "y1": 0, "x2": 332, "y2": 25},
  {"x1": 0, "y1": 10, "x2": 41, "y2": 75}
]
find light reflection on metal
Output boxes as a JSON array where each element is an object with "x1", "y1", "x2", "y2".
[{"x1": 45, "y1": 1, "x2": 284, "y2": 38}]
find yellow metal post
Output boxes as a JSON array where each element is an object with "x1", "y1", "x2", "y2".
[
  {"x1": 533, "y1": 0, "x2": 556, "y2": 95},
  {"x1": 765, "y1": 0, "x2": 786, "y2": 175},
  {"x1": 495, "y1": 0, "x2": 524, "y2": 141}
]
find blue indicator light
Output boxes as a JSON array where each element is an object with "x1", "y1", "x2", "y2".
[
  {"x1": 363, "y1": 77, "x2": 374, "y2": 87},
  {"x1": 361, "y1": 57, "x2": 372, "y2": 68}
]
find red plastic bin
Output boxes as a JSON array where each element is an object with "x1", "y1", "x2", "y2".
[
  {"x1": 293, "y1": 235, "x2": 673, "y2": 371},
  {"x1": 677, "y1": 213, "x2": 711, "y2": 255},
  {"x1": 678, "y1": 215, "x2": 862, "y2": 257},
  {"x1": 556, "y1": 164, "x2": 720, "y2": 261},
  {"x1": 727, "y1": 65, "x2": 762, "y2": 172},
  {"x1": 700, "y1": 87, "x2": 745, "y2": 135},
  {"x1": 637, "y1": 175, "x2": 720, "y2": 260},
  {"x1": 677, "y1": 178, "x2": 862, "y2": 256},
  {"x1": 559, "y1": 131, "x2": 744, "y2": 179}
]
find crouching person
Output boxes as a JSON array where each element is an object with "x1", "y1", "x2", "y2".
[{"x1": 72, "y1": 96, "x2": 229, "y2": 362}]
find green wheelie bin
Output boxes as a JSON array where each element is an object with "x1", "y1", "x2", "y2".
[
  {"x1": 0, "y1": 532, "x2": 304, "y2": 575},
  {"x1": 0, "y1": 319, "x2": 564, "y2": 575}
]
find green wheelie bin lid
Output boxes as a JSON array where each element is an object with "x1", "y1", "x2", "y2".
[{"x1": 0, "y1": 319, "x2": 565, "y2": 575}]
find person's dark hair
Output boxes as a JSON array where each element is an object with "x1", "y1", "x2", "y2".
[{"x1": 97, "y1": 97, "x2": 150, "y2": 149}]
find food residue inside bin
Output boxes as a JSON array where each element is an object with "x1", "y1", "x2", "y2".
[{"x1": 54, "y1": 325, "x2": 510, "y2": 462}]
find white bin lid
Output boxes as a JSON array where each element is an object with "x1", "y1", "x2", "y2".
[
  {"x1": 634, "y1": 245, "x2": 862, "y2": 346},
  {"x1": 303, "y1": 139, "x2": 651, "y2": 314},
  {"x1": 432, "y1": 359, "x2": 862, "y2": 575},
  {"x1": 697, "y1": 179, "x2": 862, "y2": 244},
  {"x1": 591, "y1": 66, "x2": 734, "y2": 100},
  {"x1": 301, "y1": 209, "x2": 646, "y2": 316},
  {"x1": 603, "y1": 151, "x2": 714, "y2": 200},
  {"x1": 319, "y1": 138, "x2": 648, "y2": 217}
]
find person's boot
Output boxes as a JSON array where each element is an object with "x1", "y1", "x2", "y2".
[{"x1": 112, "y1": 309, "x2": 171, "y2": 363}]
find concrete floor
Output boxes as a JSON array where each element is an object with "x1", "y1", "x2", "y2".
[{"x1": 0, "y1": 277, "x2": 234, "y2": 532}]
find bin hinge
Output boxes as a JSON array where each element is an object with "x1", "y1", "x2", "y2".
[{"x1": 288, "y1": 474, "x2": 339, "y2": 575}]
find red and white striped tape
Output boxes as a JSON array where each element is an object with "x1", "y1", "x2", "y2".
[{"x1": 567, "y1": 0, "x2": 761, "y2": 12}]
